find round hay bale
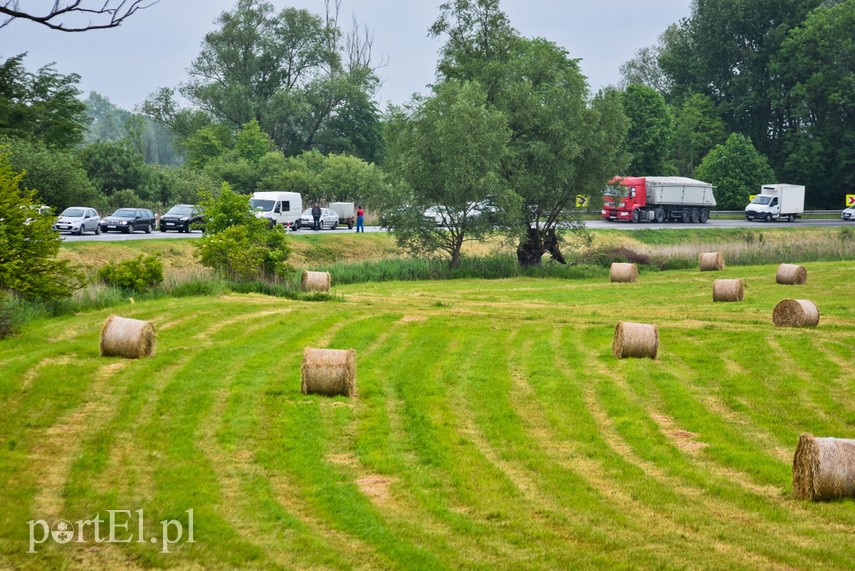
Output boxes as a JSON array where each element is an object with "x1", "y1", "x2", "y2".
[
  {"x1": 712, "y1": 279, "x2": 744, "y2": 302},
  {"x1": 301, "y1": 348, "x2": 356, "y2": 397},
  {"x1": 792, "y1": 433, "x2": 855, "y2": 501},
  {"x1": 698, "y1": 251, "x2": 724, "y2": 271},
  {"x1": 301, "y1": 270, "x2": 331, "y2": 292},
  {"x1": 100, "y1": 315, "x2": 156, "y2": 359},
  {"x1": 776, "y1": 263, "x2": 807, "y2": 285},
  {"x1": 610, "y1": 263, "x2": 638, "y2": 283},
  {"x1": 773, "y1": 299, "x2": 819, "y2": 327},
  {"x1": 612, "y1": 322, "x2": 658, "y2": 359}
]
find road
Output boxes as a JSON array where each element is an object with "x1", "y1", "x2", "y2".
[{"x1": 60, "y1": 218, "x2": 850, "y2": 242}]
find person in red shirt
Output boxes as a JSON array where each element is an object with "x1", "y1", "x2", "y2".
[{"x1": 356, "y1": 206, "x2": 365, "y2": 232}]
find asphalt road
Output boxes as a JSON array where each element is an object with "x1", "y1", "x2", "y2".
[{"x1": 60, "y1": 218, "x2": 851, "y2": 242}]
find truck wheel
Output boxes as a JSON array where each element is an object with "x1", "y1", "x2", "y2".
[
  {"x1": 347, "y1": 222, "x2": 353, "y2": 230},
  {"x1": 681, "y1": 208, "x2": 691, "y2": 223},
  {"x1": 690, "y1": 208, "x2": 700, "y2": 223},
  {"x1": 787, "y1": 214, "x2": 795, "y2": 223},
  {"x1": 700, "y1": 209, "x2": 710, "y2": 223},
  {"x1": 632, "y1": 209, "x2": 640, "y2": 223},
  {"x1": 654, "y1": 208, "x2": 666, "y2": 223},
  {"x1": 765, "y1": 213, "x2": 773, "y2": 223}
]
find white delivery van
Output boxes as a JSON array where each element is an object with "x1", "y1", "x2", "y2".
[
  {"x1": 250, "y1": 191, "x2": 303, "y2": 229},
  {"x1": 745, "y1": 184, "x2": 805, "y2": 223}
]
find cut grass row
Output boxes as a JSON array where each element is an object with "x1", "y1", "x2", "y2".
[{"x1": 0, "y1": 260, "x2": 853, "y2": 568}]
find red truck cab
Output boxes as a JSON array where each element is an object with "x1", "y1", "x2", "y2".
[{"x1": 602, "y1": 176, "x2": 645, "y2": 221}]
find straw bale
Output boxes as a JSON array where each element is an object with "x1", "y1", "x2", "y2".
[
  {"x1": 612, "y1": 322, "x2": 658, "y2": 359},
  {"x1": 776, "y1": 264, "x2": 807, "y2": 285},
  {"x1": 792, "y1": 433, "x2": 855, "y2": 501},
  {"x1": 100, "y1": 315, "x2": 156, "y2": 359},
  {"x1": 712, "y1": 279, "x2": 744, "y2": 302},
  {"x1": 610, "y1": 263, "x2": 638, "y2": 283},
  {"x1": 301, "y1": 271, "x2": 331, "y2": 292},
  {"x1": 301, "y1": 348, "x2": 356, "y2": 397},
  {"x1": 698, "y1": 251, "x2": 725, "y2": 271},
  {"x1": 773, "y1": 299, "x2": 819, "y2": 327}
]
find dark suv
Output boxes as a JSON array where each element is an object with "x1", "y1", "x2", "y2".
[
  {"x1": 99, "y1": 208, "x2": 156, "y2": 233},
  {"x1": 159, "y1": 204, "x2": 204, "y2": 233}
]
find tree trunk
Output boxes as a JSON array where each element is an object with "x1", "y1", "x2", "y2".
[{"x1": 516, "y1": 227, "x2": 566, "y2": 267}]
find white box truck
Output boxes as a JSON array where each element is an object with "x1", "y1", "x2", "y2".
[
  {"x1": 250, "y1": 191, "x2": 303, "y2": 229},
  {"x1": 744, "y1": 184, "x2": 805, "y2": 223},
  {"x1": 329, "y1": 202, "x2": 356, "y2": 229}
]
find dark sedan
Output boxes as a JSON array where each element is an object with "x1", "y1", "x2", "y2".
[
  {"x1": 160, "y1": 204, "x2": 204, "y2": 233},
  {"x1": 99, "y1": 208, "x2": 156, "y2": 233}
]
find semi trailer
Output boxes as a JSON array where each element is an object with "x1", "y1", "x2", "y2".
[{"x1": 602, "y1": 176, "x2": 716, "y2": 223}]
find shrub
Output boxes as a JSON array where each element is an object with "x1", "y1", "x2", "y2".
[
  {"x1": 98, "y1": 254, "x2": 164, "y2": 293},
  {"x1": 194, "y1": 182, "x2": 292, "y2": 282}
]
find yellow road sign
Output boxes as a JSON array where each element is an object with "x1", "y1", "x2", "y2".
[
  {"x1": 576, "y1": 195, "x2": 589, "y2": 208},
  {"x1": 847, "y1": 194, "x2": 855, "y2": 207}
]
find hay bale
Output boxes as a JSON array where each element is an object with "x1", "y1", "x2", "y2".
[
  {"x1": 712, "y1": 279, "x2": 744, "y2": 302},
  {"x1": 301, "y1": 270, "x2": 331, "y2": 292},
  {"x1": 612, "y1": 322, "x2": 658, "y2": 359},
  {"x1": 301, "y1": 348, "x2": 356, "y2": 397},
  {"x1": 610, "y1": 263, "x2": 638, "y2": 283},
  {"x1": 698, "y1": 251, "x2": 724, "y2": 271},
  {"x1": 776, "y1": 263, "x2": 807, "y2": 285},
  {"x1": 773, "y1": 299, "x2": 820, "y2": 327},
  {"x1": 792, "y1": 433, "x2": 855, "y2": 501},
  {"x1": 100, "y1": 315, "x2": 156, "y2": 359}
]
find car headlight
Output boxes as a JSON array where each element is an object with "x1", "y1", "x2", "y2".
[
  {"x1": 121, "y1": 220, "x2": 128, "y2": 225},
  {"x1": 180, "y1": 217, "x2": 189, "y2": 221}
]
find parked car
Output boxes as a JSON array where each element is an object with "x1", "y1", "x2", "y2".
[
  {"x1": 99, "y1": 208, "x2": 156, "y2": 233},
  {"x1": 53, "y1": 207, "x2": 101, "y2": 235},
  {"x1": 842, "y1": 205, "x2": 855, "y2": 221},
  {"x1": 297, "y1": 207, "x2": 339, "y2": 230},
  {"x1": 160, "y1": 204, "x2": 203, "y2": 233}
]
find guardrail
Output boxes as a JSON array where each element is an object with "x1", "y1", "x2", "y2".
[{"x1": 710, "y1": 210, "x2": 840, "y2": 216}]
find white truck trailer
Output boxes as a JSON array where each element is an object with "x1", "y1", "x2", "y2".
[
  {"x1": 329, "y1": 202, "x2": 356, "y2": 229},
  {"x1": 744, "y1": 184, "x2": 805, "y2": 223}
]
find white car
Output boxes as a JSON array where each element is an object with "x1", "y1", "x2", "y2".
[
  {"x1": 53, "y1": 207, "x2": 101, "y2": 235},
  {"x1": 297, "y1": 207, "x2": 339, "y2": 230},
  {"x1": 842, "y1": 206, "x2": 855, "y2": 221}
]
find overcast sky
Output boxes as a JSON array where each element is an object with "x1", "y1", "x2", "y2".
[{"x1": 0, "y1": 0, "x2": 691, "y2": 112}]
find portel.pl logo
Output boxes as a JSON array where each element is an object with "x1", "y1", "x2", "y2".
[{"x1": 27, "y1": 509, "x2": 194, "y2": 554}]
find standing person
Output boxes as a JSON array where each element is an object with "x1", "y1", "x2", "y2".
[
  {"x1": 312, "y1": 203, "x2": 321, "y2": 231},
  {"x1": 356, "y1": 205, "x2": 365, "y2": 233}
]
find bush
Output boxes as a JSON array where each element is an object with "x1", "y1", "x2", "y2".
[
  {"x1": 98, "y1": 254, "x2": 164, "y2": 292},
  {"x1": 194, "y1": 182, "x2": 292, "y2": 282}
]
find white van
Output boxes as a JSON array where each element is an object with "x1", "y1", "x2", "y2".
[
  {"x1": 745, "y1": 184, "x2": 805, "y2": 223},
  {"x1": 250, "y1": 191, "x2": 303, "y2": 229}
]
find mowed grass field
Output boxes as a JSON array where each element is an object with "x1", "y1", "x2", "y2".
[{"x1": 1, "y1": 260, "x2": 854, "y2": 569}]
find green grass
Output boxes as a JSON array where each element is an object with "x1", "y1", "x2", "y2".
[{"x1": 1, "y1": 261, "x2": 855, "y2": 568}]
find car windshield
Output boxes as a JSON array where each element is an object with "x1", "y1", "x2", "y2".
[
  {"x1": 60, "y1": 208, "x2": 85, "y2": 217},
  {"x1": 751, "y1": 195, "x2": 772, "y2": 205},
  {"x1": 604, "y1": 185, "x2": 626, "y2": 197},
  {"x1": 250, "y1": 199, "x2": 275, "y2": 211},
  {"x1": 112, "y1": 209, "x2": 136, "y2": 218},
  {"x1": 167, "y1": 205, "x2": 194, "y2": 216}
]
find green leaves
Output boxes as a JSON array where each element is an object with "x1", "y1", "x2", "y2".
[{"x1": 694, "y1": 133, "x2": 775, "y2": 210}]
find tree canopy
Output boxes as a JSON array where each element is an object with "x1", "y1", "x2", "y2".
[
  {"x1": 694, "y1": 133, "x2": 775, "y2": 210},
  {"x1": 0, "y1": 1, "x2": 158, "y2": 32}
]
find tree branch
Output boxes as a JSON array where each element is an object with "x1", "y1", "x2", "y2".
[{"x1": 0, "y1": 0, "x2": 159, "y2": 32}]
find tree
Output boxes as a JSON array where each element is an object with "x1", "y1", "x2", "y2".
[
  {"x1": 0, "y1": 0, "x2": 158, "y2": 32},
  {"x1": 77, "y1": 140, "x2": 149, "y2": 196},
  {"x1": 0, "y1": 151, "x2": 82, "y2": 300},
  {"x1": 694, "y1": 133, "x2": 775, "y2": 210},
  {"x1": 658, "y1": 0, "x2": 824, "y2": 160},
  {"x1": 0, "y1": 54, "x2": 89, "y2": 149},
  {"x1": 773, "y1": 0, "x2": 855, "y2": 205},
  {"x1": 671, "y1": 93, "x2": 726, "y2": 177},
  {"x1": 621, "y1": 84, "x2": 674, "y2": 175},
  {"x1": 2, "y1": 136, "x2": 102, "y2": 211},
  {"x1": 144, "y1": 0, "x2": 382, "y2": 160},
  {"x1": 430, "y1": 4, "x2": 628, "y2": 266},
  {"x1": 383, "y1": 81, "x2": 511, "y2": 269}
]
